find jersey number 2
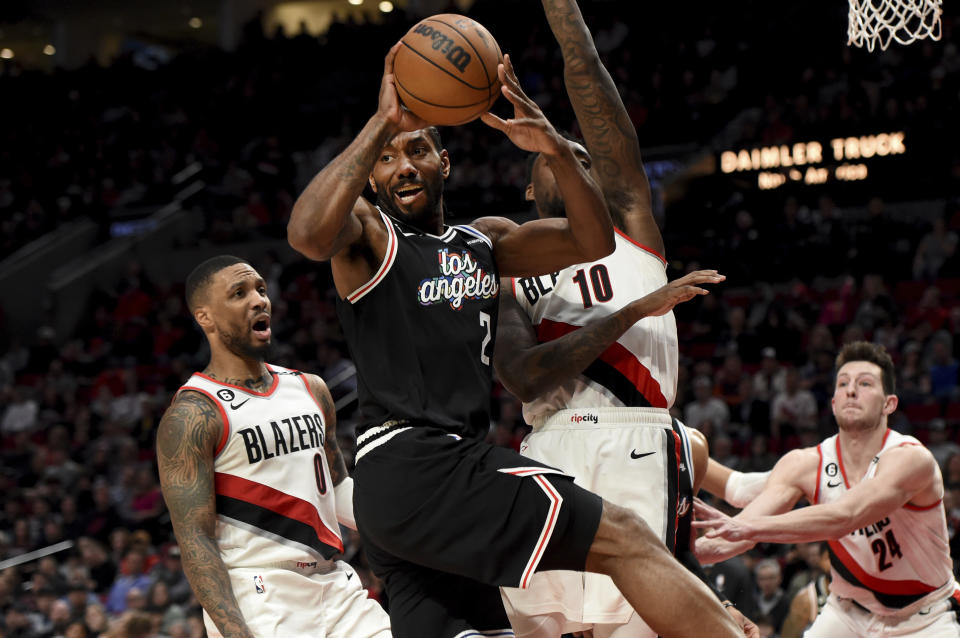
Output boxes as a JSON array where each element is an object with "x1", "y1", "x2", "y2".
[
  {"x1": 572, "y1": 265, "x2": 613, "y2": 309},
  {"x1": 871, "y1": 530, "x2": 902, "y2": 571},
  {"x1": 480, "y1": 311, "x2": 492, "y2": 365}
]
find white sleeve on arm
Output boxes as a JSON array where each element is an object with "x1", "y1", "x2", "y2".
[
  {"x1": 724, "y1": 470, "x2": 772, "y2": 508},
  {"x1": 334, "y1": 477, "x2": 356, "y2": 530}
]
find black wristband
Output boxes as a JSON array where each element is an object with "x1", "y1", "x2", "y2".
[{"x1": 722, "y1": 601, "x2": 736, "y2": 609}]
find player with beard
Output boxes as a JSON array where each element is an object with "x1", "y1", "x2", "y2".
[
  {"x1": 287, "y1": 43, "x2": 740, "y2": 638},
  {"x1": 695, "y1": 341, "x2": 960, "y2": 637},
  {"x1": 156, "y1": 255, "x2": 392, "y2": 638},
  {"x1": 495, "y1": 1, "x2": 756, "y2": 636}
]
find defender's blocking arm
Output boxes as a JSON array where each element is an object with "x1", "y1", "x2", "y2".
[
  {"x1": 157, "y1": 392, "x2": 254, "y2": 638},
  {"x1": 540, "y1": 0, "x2": 660, "y2": 253},
  {"x1": 476, "y1": 56, "x2": 613, "y2": 275}
]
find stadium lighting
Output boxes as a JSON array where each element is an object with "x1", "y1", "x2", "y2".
[
  {"x1": 188, "y1": 17, "x2": 203, "y2": 29},
  {"x1": 43, "y1": 45, "x2": 56, "y2": 56},
  {"x1": 348, "y1": 0, "x2": 363, "y2": 5},
  {"x1": 379, "y1": 1, "x2": 394, "y2": 12},
  {"x1": 0, "y1": 49, "x2": 13, "y2": 59}
]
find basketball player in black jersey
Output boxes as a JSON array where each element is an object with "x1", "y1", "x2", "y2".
[{"x1": 287, "y1": 41, "x2": 740, "y2": 638}]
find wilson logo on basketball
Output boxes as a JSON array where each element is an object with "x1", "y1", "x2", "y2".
[{"x1": 411, "y1": 24, "x2": 472, "y2": 72}]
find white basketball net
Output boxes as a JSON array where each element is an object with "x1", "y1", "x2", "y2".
[{"x1": 848, "y1": 0, "x2": 943, "y2": 50}]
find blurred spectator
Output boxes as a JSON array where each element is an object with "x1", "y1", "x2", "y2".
[
  {"x1": 927, "y1": 419, "x2": 960, "y2": 475},
  {"x1": 149, "y1": 545, "x2": 190, "y2": 606},
  {"x1": 770, "y1": 368, "x2": 818, "y2": 440},
  {"x1": 105, "y1": 549, "x2": 152, "y2": 614},
  {"x1": 913, "y1": 217, "x2": 958, "y2": 280},
  {"x1": 928, "y1": 331, "x2": 959, "y2": 401},
  {"x1": 84, "y1": 603, "x2": 110, "y2": 637},
  {"x1": 146, "y1": 580, "x2": 186, "y2": 635},
  {"x1": 753, "y1": 558, "x2": 790, "y2": 633},
  {"x1": 752, "y1": 348, "x2": 786, "y2": 402},
  {"x1": 1, "y1": 386, "x2": 39, "y2": 435},
  {"x1": 684, "y1": 375, "x2": 731, "y2": 439}
]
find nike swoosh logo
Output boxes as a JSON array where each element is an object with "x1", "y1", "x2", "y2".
[
  {"x1": 230, "y1": 398, "x2": 250, "y2": 410},
  {"x1": 630, "y1": 450, "x2": 655, "y2": 460},
  {"x1": 827, "y1": 480, "x2": 842, "y2": 488}
]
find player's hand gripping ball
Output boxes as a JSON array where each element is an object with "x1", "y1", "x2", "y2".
[{"x1": 393, "y1": 14, "x2": 503, "y2": 126}]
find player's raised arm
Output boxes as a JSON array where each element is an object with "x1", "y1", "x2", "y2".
[
  {"x1": 494, "y1": 270, "x2": 724, "y2": 400},
  {"x1": 540, "y1": 0, "x2": 660, "y2": 253},
  {"x1": 288, "y1": 42, "x2": 427, "y2": 262},
  {"x1": 157, "y1": 392, "x2": 254, "y2": 638},
  {"x1": 478, "y1": 55, "x2": 613, "y2": 275}
]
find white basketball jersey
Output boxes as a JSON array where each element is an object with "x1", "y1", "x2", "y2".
[
  {"x1": 177, "y1": 364, "x2": 343, "y2": 568},
  {"x1": 511, "y1": 230, "x2": 678, "y2": 424},
  {"x1": 815, "y1": 429, "x2": 956, "y2": 615}
]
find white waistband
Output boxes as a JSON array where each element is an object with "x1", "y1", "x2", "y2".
[
  {"x1": 530, "y1": 407, "x2": 673, "y2": 431},
  {"x1": 229, "y1": 560, "x2": 337, "y2": 574}
]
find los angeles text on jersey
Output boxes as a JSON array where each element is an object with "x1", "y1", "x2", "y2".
[
  {"x1": 237, "y1": 413, "x2": 325, "y2": 464},
  {"x1": 418, "y1": 247, "x2": 498, "y2": 309}
]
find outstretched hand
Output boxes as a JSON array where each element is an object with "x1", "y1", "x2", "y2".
[
  {"x1": 692, "y1": 497, "x2": 754, "y2": 542},
  {"x1": 632, "y1": 270, "x2": 725, "y2": 318},
  {"x1": 378, "y1": 42, "x2": 429, "y2": 132},
  {"x1": 480, "y1": 54, "x2": 562, "y2": 154}
]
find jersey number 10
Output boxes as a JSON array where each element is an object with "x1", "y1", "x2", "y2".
[{"x1": 572, "y1": 265, "x2": 613, "y2": 309}]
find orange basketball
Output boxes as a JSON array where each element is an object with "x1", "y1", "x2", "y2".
[{"x1": 394, "y1": 14, "x2": 503, "y2": 126}]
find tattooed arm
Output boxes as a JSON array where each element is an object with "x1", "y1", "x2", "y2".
[
  {"x1": 303, "y1": 373, "x2": 356, "y2": 529},
  {"x1": 494, "y1": 271, "x2": 723, "y2": 401},
  {"x1": 156, "y1": 392, "x2": 253, "y2": 638},
  {"x1": 540, "y1": 0, "x2": 661, "y2": 254},
  {"x1": 303, "y1": 373, "x2": 347, "y2": 487}
]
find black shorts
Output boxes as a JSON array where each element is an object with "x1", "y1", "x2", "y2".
[{"x1": 353, "y1": 425, "x2": 603, "y2": 638}]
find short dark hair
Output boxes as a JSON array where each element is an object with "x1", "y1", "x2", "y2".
[
  {"x1": 835, "y1": 340, "x2": 896, "y2": 395},
  {"x1": 185, "y1": 255, "x2": 247, "y2": 311},
  {"x1": 524, "y1": 130, "x2": 584, "y2": 185},
  {"x1": 424, "y1": 126, "x2": 442, "y2": 151}
]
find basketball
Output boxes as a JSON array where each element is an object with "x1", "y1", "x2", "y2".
[{"x1": 394, "y1": 14, "x2": 503, "y2": 127}]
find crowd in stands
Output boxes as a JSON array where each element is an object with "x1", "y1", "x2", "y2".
[{"x1": 2, "y1": 1, "x2": 960, "y2": 636}]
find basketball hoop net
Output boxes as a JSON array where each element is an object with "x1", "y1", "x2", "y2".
[{"x1": 848, "y1": 0, "x2": 943, "y2": 51}]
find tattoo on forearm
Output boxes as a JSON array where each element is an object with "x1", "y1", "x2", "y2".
[
  {"x1": 312, "y1": 376, "x2": 349, "y2": 484},
  {"x1": 534, "y1": 312, "x2": 630, "y2": 376},
  {"x1": 157, "y1": 393, "x2": 253, "y2": 638},
  {"x1": 542, "y1": 0, "x2": 644, "y2": 186}
]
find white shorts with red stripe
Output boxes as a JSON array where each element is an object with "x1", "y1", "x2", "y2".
[
  {"x1": 202, "y1": 560, "x2": 391, "y2": 638},
  {"x1": 501, "y1": 407, "x2": 678, "y2": 633},
  {"x1": 804, "y1": 587, "x2": 960, "y2": 637}
]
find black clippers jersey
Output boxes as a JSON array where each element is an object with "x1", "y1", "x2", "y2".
[{"x1": 336, "y1": 209, "x2": 500, "y2": 440}]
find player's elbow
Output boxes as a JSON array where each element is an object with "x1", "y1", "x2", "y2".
[
  {"x1": 287, "y1": 214, "x2": 332, "y2": 262},
  {"x1": 581, "y1": 232, "x2": 616, "y2": 262},
  {"x1": 494, "y1": 364, "x2": 538, "y2": 403}
]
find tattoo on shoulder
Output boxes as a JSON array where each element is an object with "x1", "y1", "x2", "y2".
[{"x1": 157, "y1": 392, "x2": 221, "y2": 464}]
